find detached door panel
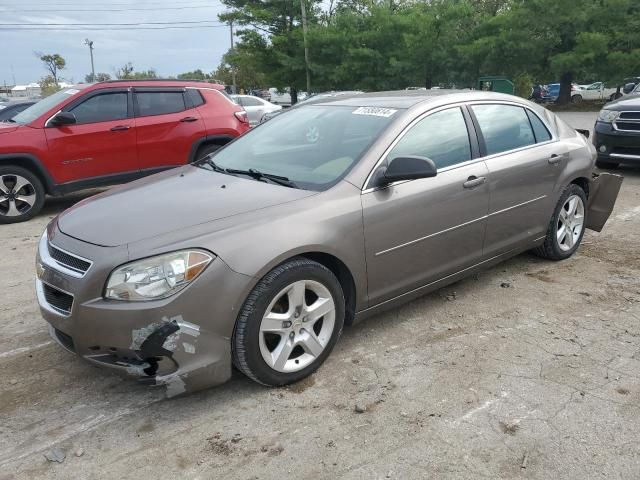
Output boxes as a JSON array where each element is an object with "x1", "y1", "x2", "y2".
[
  {"x1": 134, "y1": 89, "x2": 207, "y2": 171},
  {"x1": 362, "y1": 106, "x2": 489, "y2": 305},
  {"x1": 44, "y1": 89, "x2": 137, "y2": 183}
]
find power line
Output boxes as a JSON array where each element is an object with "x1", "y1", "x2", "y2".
[
  {"x1": 0, "y1": 24, "x2": 228, "y2": 31},
  {"x1": 0, "y1": 4, "x2": 224, "y2": 13},
  {"x1": 0, "y1": 20, "x2": 225, "y2": 26}
]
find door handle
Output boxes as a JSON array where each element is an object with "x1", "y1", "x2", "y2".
[
  {"x1": 549, "y1": 153, "x2": 564, "y2": 165},
  {"x1": 180, "y1": 116, "x2": 198, "y2": 122},
  {"x1": 463, "y1": 176, "x2": 486, "y2": 189},
  {"x1": 110, "y1": 125, "x2": 130, "y2": 131}
]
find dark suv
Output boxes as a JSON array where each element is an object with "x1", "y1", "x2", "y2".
[
  {"x1": 593, "y1": 95, "x2": 640, "y2": 168},
  {"x1": 0, "y1": 80, "x2": 250, "y2": 223}
]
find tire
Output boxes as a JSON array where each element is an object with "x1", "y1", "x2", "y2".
[
  {"x1": 232, "y1": 257, "x2": 345, "y2": 386},
  {"x1": 571, "y1": 94, "x2": 583, "y2": 104},
  {"x1": 194, "y1": 143, "x2": 221, "y2": 162},
  {"x1": 533, "y1": 184, "x2": 587, "y2": 261},
  {"x1": 610, "y1": 93, "x2": 622, "y2": 101},
  {"x1": 596, "y1": 159, "x2": 619, "y2": 169},
  {"x1": 0, "y1": 165, "x2": 45, "y2": 224}
]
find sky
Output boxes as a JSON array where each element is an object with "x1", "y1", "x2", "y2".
[{"x1": 0, "y1": 0, "x2": 233, "y2": 85}]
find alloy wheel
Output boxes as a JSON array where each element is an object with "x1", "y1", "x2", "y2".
[
  {"x1": 556, "y1": 194, "x2": 585, "y2": 252},
  {"x1": 259, "y1": 279, "x2": 336, "y2": 373},
  {"x1": 0, "y1": 174, "x2": 37, "y2": 217}
]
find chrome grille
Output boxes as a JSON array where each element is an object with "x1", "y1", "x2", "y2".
[
  {"x1": 47, "y1": 242, "x2": 92, "y2": 276},
  {"x1": 42, "y1": 283, "x2": 74, "y2": 315},
  {"x1": 614, "y1": 112, "x2": 640, "y2": 132},
  {"x1": 619, "y1": 111, "x2": 640, "y2": 120}
]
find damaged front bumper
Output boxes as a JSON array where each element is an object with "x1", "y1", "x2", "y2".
[
  {"x1": 586, "y1": 172, "x2": 624, "y2": 232},
  {"x1": 36, "y1": 224, "x2": 253, "y2": 397}
]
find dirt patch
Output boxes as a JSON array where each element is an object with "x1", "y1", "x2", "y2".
[
  {"x1": 526, "y1": 270, "x2": 555, "y2": 283},
  {"x1": 286, "y1": 374, "x2": 316, "y2": 393}
]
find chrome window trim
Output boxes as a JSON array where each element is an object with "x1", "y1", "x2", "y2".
[
  {"x1": 39, "y1": 230, "x2": 93, "y2": 278},
  {"x1": 361, "y1": 100, "x2": 558, "y2": 194}
]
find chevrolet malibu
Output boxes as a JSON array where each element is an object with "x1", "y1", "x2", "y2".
[{"x1": 36, "y1": 91, "x2": 622, "y2": 396}]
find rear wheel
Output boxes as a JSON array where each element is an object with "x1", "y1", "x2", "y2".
[
  {"x1": 571, "y1": 94, "x2": 583, "y2": 104},
  {"x1": 0, "y1": 166, "x2": 45, "y2": 224},
  {"x1": 232, "y1": 257, "x2": 345, "y2": 386},
  {"x1": 533, "y1": 184, "x2": 587, "y2": 261}
]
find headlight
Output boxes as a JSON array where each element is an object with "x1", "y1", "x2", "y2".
[
  {"x1": 105, "y1": 250, "x2": 213, "y2": 301},
  {"x1": 598, "y1": 109, "x2": 619, "y2": 123}
]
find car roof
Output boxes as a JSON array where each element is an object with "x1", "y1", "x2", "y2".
[
  {"x1": 93, "y1": 79, "x2": 225, "y2": 90},
  {"x1": 311, "y1": 90, "x2": 526, "y2": 109}
]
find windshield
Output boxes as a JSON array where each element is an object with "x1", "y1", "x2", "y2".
[
  {"x1": 200, "y1": 105, "x2": 397, "y2": 191},
  {"x1": 12, "y1": 87, "x2": 82, "y2": 124}
]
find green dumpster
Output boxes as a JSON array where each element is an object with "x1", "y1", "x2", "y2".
[{"x1": 477, "y1": 76, "x2": 514, "y2": 95}]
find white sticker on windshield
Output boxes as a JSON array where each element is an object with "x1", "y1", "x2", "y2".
[
  {"x1": 64, "y1": 89, "x2": 79, "y2": 95},
  {"x1": 352, "y1": 107, "x2": 397, "y2": 118}
]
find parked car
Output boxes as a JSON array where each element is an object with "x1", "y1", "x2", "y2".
[
  {"x1": 268, "y1": 87, "x2": 308, "y2": 106},
  {"x1": 542, "y1": 83, "x2": 559, "y2": 102},
  {"x1": 573, "y1": 82, "x2": 621, "y2": 103},
  {"x1": 593, "y1": 95, "x2": 640, "y2": 168},
  {"x1": 249, "y1": 89, "x2": 272, "y2": 102},
  {"x1": 0, "y1": 100, "x2": 36, "y2": 121},
  {"x1": 231, "y1": 94, "x2": 282, "y2": 126},
  {"x1": 36, "y1": 91, "x2": 621, "y2": 397},
  {"x1": 0, "y1": 80, "x2": 249, "y2": 223}
]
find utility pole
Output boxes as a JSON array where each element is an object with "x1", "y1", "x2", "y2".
[
  {"x1": 84, "y1": 39, "x2": 95, "y2": 82},
  {"x1": 300, "y1": 0, "x2": 311, "y2": 94},
  {"x1": 229, "y1": 21, "x2": 237, "y2": 94}
]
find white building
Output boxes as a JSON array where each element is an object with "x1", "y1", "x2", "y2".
[{"x1": 11, "y1": 83, "x2": 42, "y2": 98}]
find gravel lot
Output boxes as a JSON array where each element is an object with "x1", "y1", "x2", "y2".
[{"x1": 2, "y1": 112, "x2": 639, "y2": 479}]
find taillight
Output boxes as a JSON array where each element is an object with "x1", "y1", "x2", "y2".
[{"x1": 234, "y1": 111, "x2": 249, "y2": 124}]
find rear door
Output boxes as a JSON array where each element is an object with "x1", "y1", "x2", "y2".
[
  {"x1": 362, "y1": 106, "x2": 490, "y2": 305},
  {"x1": 133, "y1": 88, "x2": 207, "y2": 171},
  {"x1": 44, "y1": 88, "x2": 137, "y2": 183},
  {"x1": 469, "y1": 103, "x2": 564, "y2": 257}
]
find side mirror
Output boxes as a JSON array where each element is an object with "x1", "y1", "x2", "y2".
[
  {"x1": 622, "y1": 83, "x2": 636, "y2": 94},
  {"x1": 376, "y1": 156, "x2": 437, "y2": 186},
  {"x1": 49, "y1": 111, "x2": 76, "y2": 127}
]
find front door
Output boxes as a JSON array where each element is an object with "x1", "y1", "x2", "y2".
[
  {"x1": 44, "y1": 89, "x2": 137, "y2": 183},
  {"x1": 362, "y1": 106, "x2": 490, "y2": 305},
  {"x1": 469, "y1": 103, "x2": 563, "y2": 257}
]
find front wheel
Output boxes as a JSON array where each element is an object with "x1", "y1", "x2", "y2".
[
  {"x1": 233, "y1": 257, "x2": 345, "y2": 386},
  {"x1": 533, "y1": 184, "x2": 587, "y2": 261},
  {"x1": 0, "y1": 166, "x2": 45, "y2": 224},
  {"x1": 571, "y1": 94, "x2": 583, "y2": 104}
]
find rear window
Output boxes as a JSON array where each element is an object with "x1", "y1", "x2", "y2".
[{"x1": 136, "y1": 91, "x2": 186, "y2": 116}]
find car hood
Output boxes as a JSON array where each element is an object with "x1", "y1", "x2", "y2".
[
  {"x1": 0, "y1": 123, "x2": 19, "y2": 134},
  {"x1": 605, "y1": 94, "x2": 640, "y2": 110},
  {"x1": 57, "y1": 165, "x2": 316, "y2": 247}
]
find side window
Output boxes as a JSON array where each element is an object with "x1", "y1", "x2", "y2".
[
  {"x1": 233, "y1": 97, "x2": 245, "y2": 106},
  {"x1": 69, "y1": 93, "x2": 128, "y2": 124},
  {"x1": 186, "y1": 89, "x2": 205, "y2": 108},
  {"x1": 387, "y1": 107, "x2": 472, "y2": 170},
  {"x1": 526, "y1": 110, "x2": 552, "y2": 143},
  {"x1": 472, "y1": 104, "x2": 535, "y2": 155},
  {"x1": 136, "y1": 91, "x2": 186, "y2": 117}
]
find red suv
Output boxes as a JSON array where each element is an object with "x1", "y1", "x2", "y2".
[{"x1": 0, "y1": 80, "x2": 250, "y2": 223}]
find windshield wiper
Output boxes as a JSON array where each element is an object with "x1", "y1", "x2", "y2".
[
  {"x1": 225, "y1": 168, "x2": 299, "y2": 189},
  {"x1": 196, "y1": 156, "x2": 228, "y2": 174}
]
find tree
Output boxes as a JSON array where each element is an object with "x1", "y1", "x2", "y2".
[
  {"x1": 39, "y1": 75, "x2": 61, "y2": 97},
  {"x1": 219, "y1": 0, "x2": 322, "y2": 102},
  {"x1": 36, "y1": 53, "x2": 66, "y2": 85},
  {"x1": 115, "y1": 63, "x2": 157, "y2": 79},
  {"x1": 84, "y1": 72, "x2": 111, "y2": 83},
  {"x1": 177, "y1": 69, "x2": 211, "y2": 80}
]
